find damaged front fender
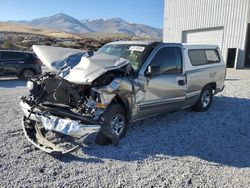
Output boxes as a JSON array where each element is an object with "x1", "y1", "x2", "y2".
[
  {"x1": 93, "y1": 77, "x2": 146, "y2": 121},
  {"x1": 92, "y1": 78, "x2": 133, "y2": 109}
]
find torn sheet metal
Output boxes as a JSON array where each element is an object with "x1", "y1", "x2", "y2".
[
  {"x1": 22, "y1": 117, "x2": 80, "y2": 154},
  {"x1": 40, "y1": 114, "x2": 101, "y2": 138},
  {"x1": 93, "y1": 77, "x2": 143, "y2": 106}
]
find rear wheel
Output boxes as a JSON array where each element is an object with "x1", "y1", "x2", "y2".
[
  {"x1": 193, "y1": 86, "x2": 213, "y2": 112},
  {"x1": 95, "y1": 104, "x2": 128, "y2": 145},
  {"x1": 19, "y1": 69, "x2": 36, "y2": 79}
]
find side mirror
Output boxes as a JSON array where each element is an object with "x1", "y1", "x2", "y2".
[{"x1": 146, "y1": 65, "x2": 161, "y2": 76}]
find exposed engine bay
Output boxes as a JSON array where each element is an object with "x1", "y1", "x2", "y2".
[
  {"x1": 25, "y1": 67, "x2": 130, "y2": 112},
  {"x1": 19, "y1": 43, "x2": 153, "y2": 154}
]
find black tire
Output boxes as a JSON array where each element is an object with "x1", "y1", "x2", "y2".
[
  {"x1": 192, "y1": 85, "x2": 213, "y2": 112},
  {"x1": 19, "y1": 69, "x2": 36, "y2": 79},
  {"x1": 95, "y1": 103, "x2": 128, "y2": 146}
]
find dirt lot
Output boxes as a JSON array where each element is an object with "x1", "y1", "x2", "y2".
[{"x1": 1, "y1": 69, "x2": 250, "y2": 187}]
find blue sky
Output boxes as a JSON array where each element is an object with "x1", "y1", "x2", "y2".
[{"x1": 0, "y1": 0, "x2": 164, "y2": 28}]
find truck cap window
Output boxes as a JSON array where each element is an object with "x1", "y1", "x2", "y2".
[
  {"x1": 189, "y1": 49, "x2": 220, "y2": 66},
  {"x1": 205, "y1": 50, "x2": 220, "y2": 62}
]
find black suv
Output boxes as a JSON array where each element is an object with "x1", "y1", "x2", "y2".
[{"x1": 0, "y1": 51, "x2": 42, "y2": 79}]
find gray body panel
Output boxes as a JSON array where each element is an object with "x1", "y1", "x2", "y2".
[
  {"x1": 184, "y1": 65, "x2": 225, "y2": 107},
  {"x1": 136, "y1": 74, "x2": 187, "y2": 119}
]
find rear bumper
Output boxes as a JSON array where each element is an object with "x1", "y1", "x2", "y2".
[
  {"x1": 20, "y1": 101, "x2": 101, "y2": 154},
  {"x1": 214, "y1": 85, "x2": 225, "y2": 95}
]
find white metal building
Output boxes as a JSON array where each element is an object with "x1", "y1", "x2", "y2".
[{"x1": 163, "y1": 0, "x2": 250, "y2": 68}]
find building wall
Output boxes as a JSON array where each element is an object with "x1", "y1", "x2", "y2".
[{"x1": 164, "y1": 0, "x2": 250, "y2": 68}]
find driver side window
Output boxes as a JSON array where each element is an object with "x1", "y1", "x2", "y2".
[{"x1": 150, "y1": 47, "x2": 182, "y2": 74}]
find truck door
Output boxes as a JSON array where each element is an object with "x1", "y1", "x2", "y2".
[{"x1": 137, "y1": 44, "x2": 187, "y2": 118}]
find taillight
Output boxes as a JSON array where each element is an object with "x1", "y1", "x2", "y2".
[{"x1": 35, "y1": 59, "x2": 42, "y2": 65}]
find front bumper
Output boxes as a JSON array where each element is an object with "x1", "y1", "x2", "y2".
[{"x1": 20, "y1": 101, "x2": 101, "y2": 154}]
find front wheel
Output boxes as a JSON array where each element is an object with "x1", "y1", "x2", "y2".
[
  {"x1": 193, "y1": 86, "x2": 213, "y2": 112},
  {"x1": 95, "y1": 104, "x2": 128, "y2": 146}
]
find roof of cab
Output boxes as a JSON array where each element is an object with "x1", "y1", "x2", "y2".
[
  {"x1": 109, "y1": 41, "x2": 219, "y2": 49},
  {"x1": 182, "y1": 43, "x2": 219, "y2": 49},
  {"x1": 108, "y1": 41, "x2": 154, "y2": 46}
]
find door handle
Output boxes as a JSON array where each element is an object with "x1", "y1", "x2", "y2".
[{"x1": 178, "y1": 79, "x2": 185, "y2": 86}]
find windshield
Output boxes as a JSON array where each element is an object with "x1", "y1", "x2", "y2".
[{"x1": 97, "y1": 44, "x2": 146, "y2": 71}]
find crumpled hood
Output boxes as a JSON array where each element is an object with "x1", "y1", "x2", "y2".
[
  {"x1": 33, "y1": 45, "x2": 129, "y2": 84},
  {"x1": 33, "y1": 45, "x2": 84, "y2": 72},
  {"x1": 65, "y1": 53, "x2": 129, "y2": 84}
]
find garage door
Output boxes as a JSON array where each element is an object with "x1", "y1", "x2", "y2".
[{"x1": 182, "y1": 28, "x2": 224, "y2": 48}]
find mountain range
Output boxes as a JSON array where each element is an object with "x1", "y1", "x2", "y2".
[{"x1": 8, "y1": 13, "x2": 162, "y2": 39}]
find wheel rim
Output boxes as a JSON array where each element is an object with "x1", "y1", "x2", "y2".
[
  {"x1": 109, "y1": 114, "x2": 125, "y2": 136},
  {"x1": 201, "y1": 90, "x2": 211, "y2": 108},
  {"x1": 23, "y1": 70, "x2": 35, "y2": 79}
]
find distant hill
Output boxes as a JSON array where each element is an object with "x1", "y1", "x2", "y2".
[
  {"x1": 81, "y1": 17, "x2": 162, "y2": 39},
  {"x1": 27, "y1": 13, "x2": 93, "y2": 33},
  {"x1": 8, "y1": 13, "x2": 162, "y2": 39},
  {"x1": 0, "y1": 22, "x2": 81, "y2": 39}
]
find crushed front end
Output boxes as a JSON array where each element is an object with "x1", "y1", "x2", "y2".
[{"x1": 20, "y1": 72, "x2": 122, "y2": 154}]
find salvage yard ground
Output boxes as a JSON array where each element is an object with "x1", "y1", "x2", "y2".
[{"x1": 1, "y1": 69, "x2": 250, "y2": 187}]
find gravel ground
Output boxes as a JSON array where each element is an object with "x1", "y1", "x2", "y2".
[{"x1": 1, "y1": 70, "x2": 250, "y2": 187}]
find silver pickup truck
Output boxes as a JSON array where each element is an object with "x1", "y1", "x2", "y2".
[{"x1": 20, "y1": 41, "x2": 226, "y2": 154}]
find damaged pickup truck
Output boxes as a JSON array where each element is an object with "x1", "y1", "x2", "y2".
[{"x1": 20, "y1": 41, "x2": 226, "y2": 154}]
